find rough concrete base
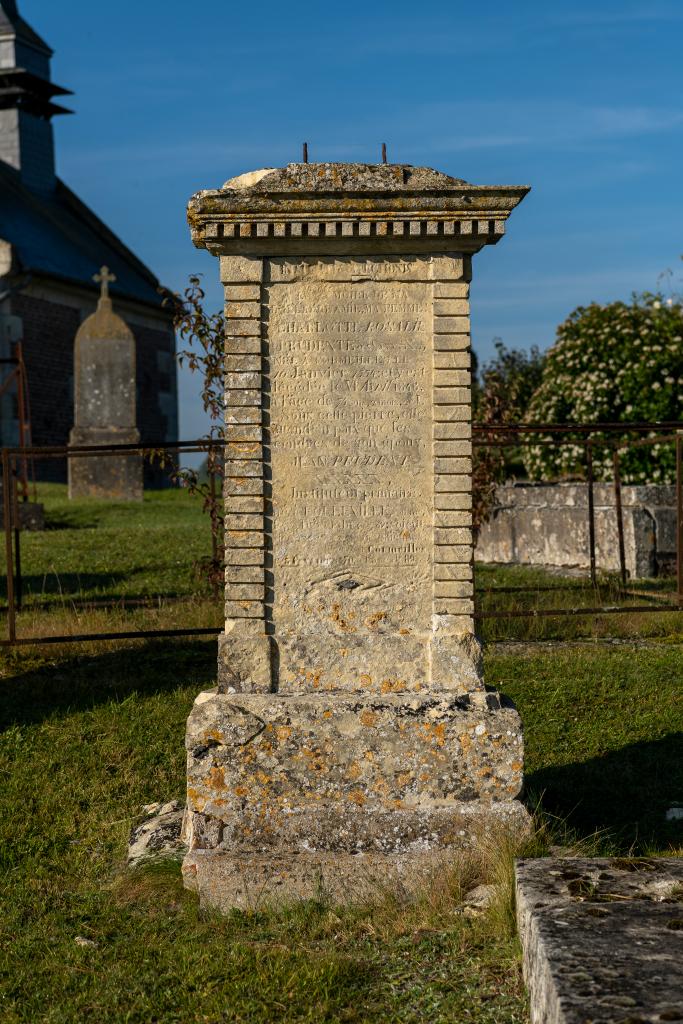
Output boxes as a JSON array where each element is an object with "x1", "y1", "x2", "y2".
[
  {"x1": 68, "y1": 426, "x2": 143, "y2": 501},
  {"x1": 516, "y1": 857, "x2": 683, "y2": 1024},
  {"x1": 184, "y1": 802, "x2": 529, "y2": 911}
]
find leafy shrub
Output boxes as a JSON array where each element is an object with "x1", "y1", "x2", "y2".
[{"x1": 525, "y1": 294, "x2": 683, "y2": 483}]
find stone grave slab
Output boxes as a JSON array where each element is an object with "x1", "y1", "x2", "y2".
[
  {"x1": 516, "y1": 856, "x2": 683, "y2": 1024},
  {"x1": 68, "y1": 266, "x2": 142, "y2": 500}
]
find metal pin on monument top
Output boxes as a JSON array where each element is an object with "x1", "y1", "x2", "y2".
[
  {"x1": 302, "y1": 142, "x2": 308, "y2": 163},
  {"x1": 381, "y1": 142, "x2": 387, "y2": 164}
]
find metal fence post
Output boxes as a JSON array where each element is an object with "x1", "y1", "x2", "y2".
[
  {"x1": 586, "y1": 440, "x2": 597, "y2": 587},
  {"x1": 2, "y1": 448, "x2": 16, "y2": 642},
  {"x1": 677, "y1": 434, "x2": 682, "y2": 607},
  {"x1": 612, "y1": 447, "x2": 627, "y2": 589},
  {"x1": 11, "y1": 454, "x2": 22, "y2": 611}
]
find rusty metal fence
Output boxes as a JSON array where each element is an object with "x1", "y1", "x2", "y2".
[
  {"x1": 1, "y1": 438, "x2": 226, "y2": 647},
  {"x1": 1, "y1": 424, "x2": 682, "y2": 648},
  {"x1": 472, "y1": 422, "x2": 683, "y2": 621}
]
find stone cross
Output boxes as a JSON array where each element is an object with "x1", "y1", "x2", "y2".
[
  {"x1": 93, "y1": 265, "x2": 116, "y2": 300},
  {"x1": 181, "y1": 162, "x2": 530, "y2": 911}
]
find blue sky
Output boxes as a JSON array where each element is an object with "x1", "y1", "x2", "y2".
[{"x1": 27, "y1": 0, "x2": 683, "y2": 439}]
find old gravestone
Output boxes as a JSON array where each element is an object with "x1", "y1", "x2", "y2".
[
  {"x1": 68, "y1": 267, "x2": 143, "y2": 500},
  {"x1": 182, "y1": 163, "x2": 529, "y2": 909}
]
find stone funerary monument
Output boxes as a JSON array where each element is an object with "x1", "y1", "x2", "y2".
[
  {"x1": 68, "y1": 267, "x2": 143, "y2": 501},
  {"x1": 182, "y1": 163, "x2": 529, "y2": 909}
]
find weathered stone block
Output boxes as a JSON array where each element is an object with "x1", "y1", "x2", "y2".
[
  {"x1": 476, "y1": 482, "x2": 677, "y2": 579},
  {"x1": 183, "y1": 688, "x2": 529, "y2": 906},
  {"x1": 516, "y1": 857, "x2": 683, "y2": 1024}
]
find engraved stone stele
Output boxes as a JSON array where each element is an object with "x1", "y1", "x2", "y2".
[
  {"x1": 182, "y1": 163, "x2": 530, "y2": 910},
  {"x1": 68, "y1": 267, "x2": 143, "y2": 501}
]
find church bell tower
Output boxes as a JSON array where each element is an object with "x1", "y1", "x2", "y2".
[{"x1": 0, "y1": 0, "x2": 72, "y2": 195}]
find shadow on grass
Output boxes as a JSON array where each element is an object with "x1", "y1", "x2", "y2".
[
  {"x1": 0, "y1": 639, "x2": 216, "y2": 731},
  {"x1": 43, "y1": 508, "x2": 102, "y2": 530},
  {"x1": 527, "y1": 732, "x2": 683, "y2": 853},
  {"x1": 0, "y1": 572, "x2": 129, "y2": 601}
]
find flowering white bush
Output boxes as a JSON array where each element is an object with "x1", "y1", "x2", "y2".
[{"x1": 524, "y1": 294, "x2": 683, "y2": 483}]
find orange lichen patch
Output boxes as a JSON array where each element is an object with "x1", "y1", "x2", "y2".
[
  {"x1": 459, "y1": 733, "x2": 472, "y2": 752},
  {"x1": 511, "y1": 761, "x2": 523, "y2": 772},
  {"x1": 346, "y1": 763, "x2": 362, "y2": 781},
  {"x1": 478, "y1": 768, "x2": 492, "y2": 778},
  {"x1": 255, "y1": 771, "x2": 271, "y2": 785},
  {"x1": 276, "y1": 726, "x2": 292, "y2": 741},
  {"x1": 207, "y1": 766, "x2": 228, "y2": 791},
  {"x1": 419, "y1": 723, "x2": 446, "y2": 747},
  {"x1": 399, "y1": 628, "x2": 411, "y2": 636},
  {"x1": 373, "y1": 778, "x2": 390, "y2": 796},
  {"x1": 380, "y1": 678, "x2": 405, "y2": 693},
  {"x1": 323, "y1": 709, "x2": 333, "y2": 719},
  {"x1": 330, "y1": 603, "x2": 357, "y2": 632},
  {"x1": 397, "y1": 772, "x2": 412, "y2": 787},
  {"x1": 360, "y1": 710, "x2": 378, "y2": 728},
  {"x1": 338, "y1": 647, "x2": 349, "y2": 658},
  {"x1": 348, "y1": 790, "x2": 366, "y2": 806},
  {"x1": 187, "y1": 787, "x2": 207, "y2": 813},
  {"x1": 364, "y1": 611, "x2": 386, "y2": 630},
  {"x1": 401, "y1": 530, "x2": 411, "y2": 540},
  {"x1": 360, "y1": 673, "x2": 372, "y2": 688},
  {"x1": 419, "y1": 771, "x2": 431, "y2": 782},
  {"x1": 233, "y1": 785, "x2": 249, "y2": 797},
  {"x1": 364, "y1": 750, "x2": 375, "y2": 762}
]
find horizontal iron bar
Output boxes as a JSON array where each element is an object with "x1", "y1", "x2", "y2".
[
  {"x1": 4, "y1": 439, "x2": 227, "y2": 457},
  {"x1": 0, "y1": 626, "x2": 222, "y2": 647},
  {"x1": 474, "y1": 605, "x2": 682, "y2": 619},
  {"x1": 477, "y1": 583, "x2": 610, "y2": 594},
  {"x1": 472, "y1": 421, "x2": 683, "y2": 435}
]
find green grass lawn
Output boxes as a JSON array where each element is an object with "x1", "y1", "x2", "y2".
[
  {"x1": 0, "y1": 636, "x2": 680, "y2": 1023},
  {"x1": 0, "y1": 491, "x2": 681, "y2": 1021},
  {"x1": 475, "y1": 562, "x2": 683, "y2": 642},
  {"x1": 6, "y1": 484, "x2": 215, "y2": 608}
]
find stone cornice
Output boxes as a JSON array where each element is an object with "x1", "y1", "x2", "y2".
[{"x1": 188, "y1": 163, "x2": 530, "y2": 256}]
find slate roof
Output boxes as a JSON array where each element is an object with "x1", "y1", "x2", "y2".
[
  {"x1": 0, "y1": 1, "x2": 52, "y2": 56},
  {"x1": 0, "y1": 160, "x2": 169, "y2": 310}
]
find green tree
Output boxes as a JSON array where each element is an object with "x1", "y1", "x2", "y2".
[{"x1": 525, "y1": 294, "x2": 683, "y2": 482}]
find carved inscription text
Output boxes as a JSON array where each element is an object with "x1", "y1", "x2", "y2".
[{"x1": 267, "y1": 265, "x2": 433, "y2": 646}]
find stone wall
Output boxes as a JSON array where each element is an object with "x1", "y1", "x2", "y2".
[{"x1": 475, "y1": 482, "x2": 677, "y2": 579}]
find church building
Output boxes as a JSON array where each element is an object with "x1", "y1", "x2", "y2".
[{"x1": 0, "y1": 1, "x2": 178, "y2": 472}]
